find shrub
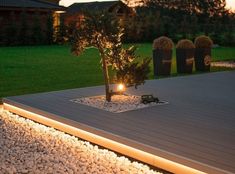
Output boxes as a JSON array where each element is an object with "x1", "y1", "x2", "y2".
[
  {"x1": 194, "y1": 35, "x2": 213, "y2": 48},
  {"x1": 153, "y1": 36, "x2": 174, "y2": 50},
  {"x1": 176, "y1": 39, "x2": 195, "y2": 49}
]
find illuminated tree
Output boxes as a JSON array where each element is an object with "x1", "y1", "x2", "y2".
[
  {"x1": 122, "y1": 0, "x2": 144, "y2": 7},
  {"x1": 71, "y1": 11, "x2": 150, "y2": 102}
]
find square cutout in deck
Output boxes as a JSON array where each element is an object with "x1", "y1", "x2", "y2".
[{"x1": 71, "y1": 95, "x2": 168, "y2": 113}]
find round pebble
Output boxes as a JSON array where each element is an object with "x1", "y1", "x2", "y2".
[
  {"x1": 72, "y1": 95, "x2": 158, "y2": 113},
  {"x1": 0, "y1": 108, "x2": 163, "y2": 174}
]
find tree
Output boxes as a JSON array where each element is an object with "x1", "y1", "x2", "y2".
[
  {"x1": 144, "y1": 0, "x2": 228, "y2": 16},
  {"x1": 122, "y1": 0, "x2": 143, "y2": 7},
  {"x1": 189, "y1": 15, "x2": 198, "y2": 39},
  {"x1": 71, "y1": 11, "x2": 150, "y2": 102},
  {"x1": 223, "y1": 22, "x2": 235, "y2": 46},
  {"x1": 140, "y1": 0, "x2": 231, "y2": 44},
  {"x1": 114, "y1": 46, "x2": 151, "y2": 88},
  {"x1": 179, "y1": 15, "x2": 190, "y2": 38}
]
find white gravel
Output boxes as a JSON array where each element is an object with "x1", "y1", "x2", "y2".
[
  {"x1": 211, "y1": 61, "x2": 235, "y2": 68},
  {"x1": 0, "y1": 108, "x2": 163, "y2": 174},
  {"x1": 71, "y1": 95, "x2": 167, "y2": 113}
]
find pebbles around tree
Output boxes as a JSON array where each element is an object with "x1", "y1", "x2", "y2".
[{"x1": 71, "y1": 94, "x2": 167, "y2": 113}]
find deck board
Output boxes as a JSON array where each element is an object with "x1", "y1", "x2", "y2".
[{"x1": 3, "y1": 71, "x2": 235, "y2": 174}]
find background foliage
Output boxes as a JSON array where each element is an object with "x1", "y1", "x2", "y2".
[
  {"x1": 122, "y1": 0, "x2": 235, "y2": 46},
  {"x1": 0, "y1": 1, "x2": 234, "y2": 46}
]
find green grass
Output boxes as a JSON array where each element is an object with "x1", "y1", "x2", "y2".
[{"x1": 0, "y1": 44, "x2": 235, "y2": 98}]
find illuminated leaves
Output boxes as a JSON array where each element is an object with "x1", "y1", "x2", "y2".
[{"x1": 71, "y1": 11, "x2": 150, "y2": 99}]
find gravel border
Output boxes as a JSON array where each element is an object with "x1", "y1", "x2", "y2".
[
  {"x1": 211, "y1": 61, "x2": 235, "y2": 68},
  {"x1": 71, "y1": 94, "x2": 168, "y2": 113},
  {"x1": 0, "y1": 108, "x2": 163, "y2": 174}
]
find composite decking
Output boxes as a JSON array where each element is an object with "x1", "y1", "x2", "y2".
[{"x1": 3, "y1": 71, "x2": 235, "y2": 174}]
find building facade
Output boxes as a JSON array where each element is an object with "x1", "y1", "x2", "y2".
[
  {"x1": 0, "y1": 0, "x2": 65, "y2": 45},
  {"x1": 64, "y1": 1, "x2": 135, "y2": 27}
]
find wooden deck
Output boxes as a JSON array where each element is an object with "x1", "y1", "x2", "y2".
[{"x1": 3, "y1": 71, "x2": 235, "y2": 174}]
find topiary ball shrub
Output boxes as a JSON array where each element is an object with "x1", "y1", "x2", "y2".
[
  {"x1": 152, "y1": 36, "x2": 174, "y2": 77},
  {"x1": 194, "y1": 35, "x2": 213, "y2": 71},
  {"x1": 176, "y1": 39, "x2": 195, "y2": 49},
  {"x1": 176, "y1": 39, "x2": 195, "y2": 74},
  {"x1": 153, "y1": 36, "x2": 174, "y2": 50},
  {"x1": 194, "y1": 35, "x2": 213, "y2": 48}
]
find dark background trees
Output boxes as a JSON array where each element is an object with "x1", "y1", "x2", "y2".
[
  {"x1": 123, "y1": 0, "x2": 235, "y2": 46},
  {"x1": 0, "y1": 0, "x2": 234, "y2": 47}
]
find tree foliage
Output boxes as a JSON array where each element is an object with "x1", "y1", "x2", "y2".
[
  {"x1": 122, "y1": 0, "x2": 234, "y2": 46},
  {"x1": 71, "y1": 11, "x2": 151, "y2": 101},
  {"x1": 142, "y1": 0, "x2": 228, "y2": 15}
]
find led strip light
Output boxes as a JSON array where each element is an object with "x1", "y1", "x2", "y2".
[{"x1": 4, "y1": 102, "x2": 230, "y2": 174}]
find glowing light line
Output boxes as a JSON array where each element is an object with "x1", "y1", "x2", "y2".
[{"x1": 4, "y1": 103, "x2": 224, "y2": 174}]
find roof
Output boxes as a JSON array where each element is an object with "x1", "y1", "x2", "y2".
[
  {"x1": 67, "y1": 1, "x2": 125, "y2": 14},
  {"x1": 0, "y1": 0, "x2": 65, "y2": 10}
]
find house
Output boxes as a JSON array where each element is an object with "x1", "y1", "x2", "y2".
[
  {"x1": 0, "y1": 0, "x2": 65, "y2": 26},
  {"x1": 40, "y1": 0, "x2": 60, "y2": 4},
  {"x1": 64, "y1": 1, "x2": 135, "y2": 27},
  {"x1": 0, "y1": 0, "x2": 65, "y2": 45}
]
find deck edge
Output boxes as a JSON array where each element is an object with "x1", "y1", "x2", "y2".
[{"x1": 3, "y1": 98, "x2": 233, "y2": 174}]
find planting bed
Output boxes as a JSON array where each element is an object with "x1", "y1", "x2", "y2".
[{"x1": 71, "y1": 94, "x2": 167, "y2": 113}]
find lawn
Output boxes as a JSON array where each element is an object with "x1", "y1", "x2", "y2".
[{"x1": 0, "y1": 44, "x2": 235, "y2": 98}]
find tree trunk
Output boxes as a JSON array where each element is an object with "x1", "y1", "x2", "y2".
[{"x1": 100, "y1": 50, "x2": 111, "y2": 102}]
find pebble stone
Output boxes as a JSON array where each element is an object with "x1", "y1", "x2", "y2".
[
  {"x1": 0, "y1": 108, "x2": 163, "y2": 174},
  {"x1": 72, "y1": 95, "x2": 160, "y2": 113},
  {"x1": 211, "y1": 61, "x2": 235, "y2": 68}
]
